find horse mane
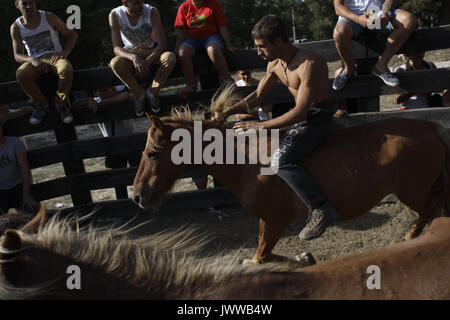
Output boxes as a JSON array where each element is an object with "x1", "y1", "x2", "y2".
[{"x1": 0, "y1": 213, "x2": 279, "y2": 299}]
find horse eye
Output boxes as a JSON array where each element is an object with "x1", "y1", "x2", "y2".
[{"x1": 148, "y1": 152, "x2": 159, "y2": 159}]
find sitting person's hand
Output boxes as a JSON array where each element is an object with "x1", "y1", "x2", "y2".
[
  {"x1": 22, "y1": 194, "x2": 39, "y2": 214},
  {"x1": 358, "y1": 12, "x2": 369, "y2": 28}
]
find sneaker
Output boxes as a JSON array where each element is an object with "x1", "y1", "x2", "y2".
[
  {"x1": 56, "y1": 105, "x2": 73, "y2": 124},
  {"x1": 29, "y1": 105, "x2": 48, "y2": 125},
  {"x1": 147, "y1": 94, "x2": 161, "y2": 114},
  {"x1": 134, "y1": 94, "x2": 145, "y2": 117},
  {"x1": 298, "y1": 202, "x2": 340, "y2": 240},
  {"x1": 332, "y1": 69, "x2": 353, "y2": 90},
  {"x1": 371, "y1": 67, "x2": 400, "y2": 87}
]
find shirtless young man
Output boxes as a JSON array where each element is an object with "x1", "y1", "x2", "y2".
[{"x1": 216, "y1": 15, "x2": 339, "y2": 240}]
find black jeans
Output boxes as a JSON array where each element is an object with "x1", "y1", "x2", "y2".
[{"x1": 272, "y1": 105, "x2": 334, "y2": 209}]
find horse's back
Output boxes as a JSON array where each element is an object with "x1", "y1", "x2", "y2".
[{"x1": 304, "y1": 118, "x2": 447, "y2": 217}]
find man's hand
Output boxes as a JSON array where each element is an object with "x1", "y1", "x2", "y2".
[
  {"x1": 358, "y1": 12, "x2": 369, "y2": 28},
  {"x1": 22, "y1": 194, "x2": 39, "y2": 214},
  {"x1": 380, "y1": 13, "x2": 390, "y2": 28},
  {"x1": 227, "y1": 45, "x2": 238, "y2": 54},
  {"x1": 31, "y1": 58, "x2": 49, "y2": 73},
  {"x1": 233, "y1": 121, "x2": 265, "y2": 132},
  {"x1": 132, "y1": 54, "x2": 150, "y2": 76},
  {"x1": 50, "y1": 52, "x2": 66, "y2": 63}
]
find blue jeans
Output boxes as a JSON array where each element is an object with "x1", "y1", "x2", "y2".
[
  {"x1": 180, "y1": 33, "x2": 225, "y2": 55},
  {"x1": 272, "y1": 104, "x2": 334, "y2": 209}
]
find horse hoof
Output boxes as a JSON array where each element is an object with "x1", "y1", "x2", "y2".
[
  {"x1": 242, "y1": 258, "x2": 260, "y2": 265},
  {"x1": 295, "y1": 252, "x2": 316, "y2": 266}
]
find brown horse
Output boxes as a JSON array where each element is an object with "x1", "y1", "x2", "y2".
[
  {"x1": 132, "y1": 90, "x2": 450, "y2": 264},
  {"x1": 0, "y1": 213, "x2": 449, "y2": 299}
]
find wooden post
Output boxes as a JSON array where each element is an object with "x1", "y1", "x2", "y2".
[
  {"x1": 54, "y1": 118, "x2": 93, "y2": 206},
  {"x1": 355, "y1": 57, "x2": 380, "y2": 112}
]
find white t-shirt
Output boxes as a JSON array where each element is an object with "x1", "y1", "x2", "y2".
[
  {"x1": 113, "y1": 4, "x2": 156, "y2": 53},
  {"x1": 345, "y1": 0, "x2": 383, "y2": 15}
]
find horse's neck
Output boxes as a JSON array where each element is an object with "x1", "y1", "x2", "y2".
[{"x1": 180, "y1": 121, "x2": 262, "y2": 196}]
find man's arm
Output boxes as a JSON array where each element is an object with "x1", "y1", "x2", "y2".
[
  {"x1": 47, "y1": 12, "x2": 78, "y2": 62},
  {"x1": 16, "y1": 152, "x2": 38, "y2": 212},
  {"x1": 10, "y1": 22, "x2": 50, "y2": 73},
  {"x1": 218, "y1": 25, "x2": 237, "y2": 53},
  {"x1": 145, "y1": 8, "x2": 167, "y2": 65},
  {"x1": 334, "y1": 0, "x2": 369, "y2": 27},
  {"x1": 175, "y1": 29, "x2": 188, "y2": 53}
]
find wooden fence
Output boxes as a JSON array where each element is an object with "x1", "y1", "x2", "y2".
[{"x1": 1, "y1": 25, "x2": 450, "y2": 217}]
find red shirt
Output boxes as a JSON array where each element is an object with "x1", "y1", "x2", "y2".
[{"x1": 174, "y1": 0, "x2": 228, "y2": 38}]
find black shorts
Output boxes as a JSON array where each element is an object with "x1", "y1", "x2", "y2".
[{"x1": 0, "y1": 183, "x2": 23, "y2": 213}]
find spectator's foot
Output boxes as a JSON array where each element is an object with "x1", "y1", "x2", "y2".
[
  {"x1": 179, "y1": 85, "x2": 198, "y2": 100},
  {"x1": 298, "y1": 202, "x2": 340, "y2": 240},
  {"x1": 29, "y1": 105, "x2": 48, "y2": 125},
  {"x1": 332, "y1": 69, "x2": 353, "y2": 90},
  {"x1": 56, "y1": 105, "x2": 74, "y2": 124},
  {"x1": 134, "y1": 93, "x2": 146, "y2": 117},
  {"x1": 371, "y1": 66, "x2": 400, "y2": 87},
  {"x1": 147, "y1": 93, "x2": 162, "y2": 114}
]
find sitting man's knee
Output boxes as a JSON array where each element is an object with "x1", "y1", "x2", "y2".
[
  {"x1": 16, "y1": 63, "x2": 33, "y2": 81},
  {"x1": 58, "y1": 60, "x2": 73, "y2": 77},
  {"x1": 396, "y1": 10, "x2": 418, "y2": 30},
  {"x1": 333, "y1": 24, "x2": 352, "y2": 42},
  {"x1": 161, "y1": 51, "x2": 176, "y2": 67},
  {"x1": 178, "y1": 46, "x2": 194, "y2": 59},
  {"x1": 207, "y1": 43, "x2": 222, "y2": 54},
  {"x1": 110, "y1": 56, "x2": 125, "y2": 72}
]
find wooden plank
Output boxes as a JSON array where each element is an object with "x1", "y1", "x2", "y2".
[
  {"x1": 27, "y1": 133, "x2": 147, "y2": 168},
  {"x1": 31, "y1": 166, "x2": 208, "y2": 201},
  {"x1": 55, "y1": 187, "x2": 239, "y2": 218},
  {"x1": 4, "y1": 68, "x2": 450, "y2": 137},
  {"x1": 334, "y1": 107, "x2": 450, "y2": 128}
]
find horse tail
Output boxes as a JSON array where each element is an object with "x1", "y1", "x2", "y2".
[{"x1": 431, "y1": 123, "x2": 450, "y2": 218}]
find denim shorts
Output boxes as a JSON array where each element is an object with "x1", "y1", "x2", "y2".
[
  {"x1": 336, "y1": 9, "x2": 400, "y2": 39},
  {"x1": 180, "y1": 33, "x2": 225, "y2": 55}
]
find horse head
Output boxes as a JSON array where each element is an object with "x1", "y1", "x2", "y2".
[{"x1": 133, "y1": 113, "x2": 187, "y2": 210}]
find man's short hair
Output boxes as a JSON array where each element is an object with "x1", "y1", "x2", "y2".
[{"x1": 252, "y1": 15, "x2": 289, "y2": 43}]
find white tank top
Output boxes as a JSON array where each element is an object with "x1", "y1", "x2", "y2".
[
  {"x1": 344, "y1": 0, "x2": 383, "y2": 15},
  {"x1": 114, "y1": 4, "x2": 156, "y2": 53},
  {"x1": 16, "y1": 10, "x2": 62, "y2": 58}
]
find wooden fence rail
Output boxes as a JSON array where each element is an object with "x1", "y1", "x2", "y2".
[{"x1": 1, "y1": 25, "x2": 450, "y2": 214}]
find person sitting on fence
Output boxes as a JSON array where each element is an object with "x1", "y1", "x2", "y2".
[
  {"x1": 11, "y1": 0, "x2": 78, "y2": 125},
  {"x1": 109, "y1": 0, "x2": 176, "y2": 116},
  {"x1": 175, "y1": 0, "x2": 237, "y2": 99},
  {"x1": 393, "y1": 52, "x2": 448, "y2": 110},
  {"x1": 216, "y1": 15, "x2": 340, "y2": 240},
  {"x1": 72, "y1": 85, "x2": 140, "y2": 169},
  {"x1": 234, "y1": 69, "x2": 272, "y2": 121},
  {"x1": 0, "y1": 104, "x2": 39, "y2": 215},
  {"x1": 332, "y1": 0, "x2": 417, "y2": 90}
]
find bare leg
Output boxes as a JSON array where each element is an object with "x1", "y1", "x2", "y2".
[
  {"x1": 333, "y1": 22, "x2": 356, "y2": 75},
  {"x1": 375, "y1": 10, "x2": 417, "y2": 72},
  {"x1": 206, "y1": 43, "x2": 232, "y2": 81},
  {"x1": 178, "y1": 45, "x2": 197, "y2": 88}
]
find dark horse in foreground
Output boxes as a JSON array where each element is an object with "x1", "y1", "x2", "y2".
[
  {"x1": 0, "y1": 209, "x2": 449, "y2": 299},
  {"x1": 133, "y1": 90, "x2": 450, "y2": 264}
]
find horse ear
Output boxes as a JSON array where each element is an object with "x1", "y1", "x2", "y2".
[
  {"x1": 1, "y1": 230, "x2": 22, "y2": 251},
  {"x1": 146, "y1": 113, "x2": 164, "y2": 131},
  {"x1": 21, "y1": 204, "x2": 46, "y2": 234}
]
